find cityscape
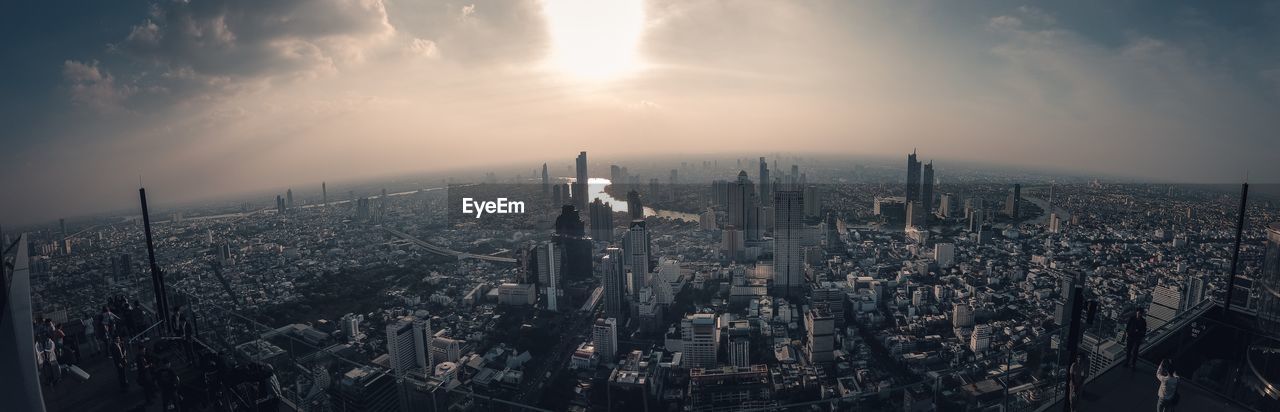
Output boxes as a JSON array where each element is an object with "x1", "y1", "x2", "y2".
[{"x1": 3, "y1": 2, "x2": 1280, "y2": 412}]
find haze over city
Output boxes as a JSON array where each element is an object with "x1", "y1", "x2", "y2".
[{"x1": 3, "y1": 0, "x2": 1280, "y2": 224}]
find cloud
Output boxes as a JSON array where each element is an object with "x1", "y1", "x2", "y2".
[
  {"x1": 62, "y1": 60, "x2": 136, "y2": 111},
  {"x1": 408, "y1": 38, "x2": 441, "y2": 59}
]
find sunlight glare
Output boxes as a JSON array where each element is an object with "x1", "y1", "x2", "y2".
[{"x1": 542, "y1": 0, "x2": 645, "y2": 80}]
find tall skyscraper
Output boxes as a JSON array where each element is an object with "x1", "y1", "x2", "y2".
[
  {"x1": 802, "y1": 185, "x2": 820, "y2": 219},
  {"x1": 624, "y1": 220, "x2": 651, "y2": 297},
  {"x1": 626, "y1": 190, "x2": 643, "y2": 220},
  {"x1": 681, "y1": 313, "x2": 721, "y2": 369},
  {"x1": 602, "y1": 247, "x2": 627, "y2": 322},
  {"x1": 386, "y1": 315, "x2": 432, "y2": 376},
  {"x1": 1256, "y1": 222, "x2": 1280, "y2": 334},
  {"x1": 727, "y1": 171, "x2": 754, "y2": 233},
  {"x1": 922, "y1": 161, "x2": 934, "y2": 219},
  {"x1": 773, "y1": 189, "x2": 804, "y2": 297},
  {"x1": 574, "y1": 151, "x2": 589, "y2": 211},
  {"x1": 553, "y1": 205, "x2": 593, "y2": 280},
  {"x1": 1005, "y1": 183, "x2": 1022, "y2": 219},
  {"x1": 537, "y1": 241, "x2": 561, "y2": 311},
  {"x1": 906, "y1": 149, "x2": 921, "y2": 204},
  {"x1": 593, "y1": 318, "x2": 618, "y2": 362},
  {"x1": 542, "y1": 162, "x2": 550, "y2": 199},
  {"x1": 589, "y1": 198, "x2": 614, "y2": 243},
  {"x1": 322, "y1": 182, "x2": 328, "y2": 206},
  {"x1": 286, "y1": 188, "x2": 294, "y2": 209},
  {"x1": 758, "y1": 157, "x2": 771, "y2": 206}
]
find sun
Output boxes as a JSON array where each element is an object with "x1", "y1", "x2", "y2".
[{"x1": 541, "y1": 0, "x2": 646, "y2": 80}]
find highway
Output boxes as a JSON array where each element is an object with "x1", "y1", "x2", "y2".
[{"x1": 382, "y1": 227, "x2": 518, "y2": 263}]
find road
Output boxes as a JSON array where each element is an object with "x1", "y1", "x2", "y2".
[{"x1": 382, "y1": 227, "x2": 517, "y2": 263}]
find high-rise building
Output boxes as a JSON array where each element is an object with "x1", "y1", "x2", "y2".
[
  {"x1": 970, "y1": 323, "x2": 992, "y2": 353},
  {"x1": 934, "y1": 243, "x2": 955, "y2": 269},
  {"x1": 721, "y1": 226, "x2": 744, "y2": 263},
  {"x1": 682, "y1": 313, "x2": 721, "y2": 369},
  {"x1": 1049, "y1": 212, "x2": 1062, "y2": 233},
  {"x1": 773, "y1": 189, "x2": 804, "y2": 297},
  {"x1": 593, "y1": 318, "x2": 619, "y2": 362},
  {"x1": 939, "y1": 193, "x2": 954, "y2": 219},
  {"x1": 322, "y1": 182, "x2": 328, "y2": 206},
  {"x1": 805, "y1": 307, "x2": 835, "y2": 363},
  {"x1": 386, "y1": 315, "x2": 432, "y2": 376},
  {"x1": 1258, "y1": 222, "x2": 1280, "y2": 334},
  {"x1": 286, "y1": 188, "x2": 294, "y2": 209},
  {"x1": 726, "y1": 171, "x2": 754, "y2": 231},
  {"x1": 332, "y1": 366, "x2": 398, "y2": 412},
  {"x1": 626, "y1": 190, "x2": 644, "y2": 220},
  {"x1": 537, "y1": 241, "x2": 561, "y2": 311},
  {"x1": 952, "y1": 303, "x2": 974, "y2": 328},
  {"x1": 542, "y1": 162, "x2": 550, "y2": 199},
  {"x1": 758, "y1": 157, "x2": 771, "y2": 206},
  {"x1": 553, "y1": 204, "x2": 593, "y2": 280},
  {"x1": 906, "y1": 150, "x2": 921, "y2": 204},
  {"x1": 340, "y1": 313, "x2": 362, "y2": 343},
  {"x1": 802, "y1": 185, "x2": 821, "y2": 219},
  {"x1": 922, "y1": 161, "x2": 934, "y2": 219},
  {"x1": 574, "y1": 151, "x2": 589, "y2": 211},
  {"x1": 1005, "y1": 183, "x2": 1022, "y2": 219},
  {"x1": 602, "y1": 248, "x2": 627, "y2": 322},
  {"x1": 624, "y1": 220, "x2": 651, "y2": 297},
  {"x1": 728, "y1": 321, "x2": 751, "y2": 367},
  {"x1": 429, "y1": 337, "x2": 462, "y2": 367},
  {"x1": 589, "y1": 198, "x2": 614, "y2": 243}
]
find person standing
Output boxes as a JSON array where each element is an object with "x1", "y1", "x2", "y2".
[
  {"x1": 136, "y1": 345, "x2": 157, "y2": 405},
  {"x1": 1068, "y1": 353, "x2": 1089, "y2": 411},
  {"x1": 1156, "y1": 359, "x2": 1180, "y2": 411},
  {"x1": 1125, "y1": 308, "x2": 1148, "y2": 368},
  {"x1": 39, "y1": 334, "x2": 60, "y2": 386},
  {"x1": 109, "y1": 336, "x2": 130, "y2": 392}
]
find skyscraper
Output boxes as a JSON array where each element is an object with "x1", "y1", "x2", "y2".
[
  {"x1": 553, "y1": 205, "x2": 593, "y2": 280},
  {"x1": 574, "y1": 151, "x2": 589, "y2": 211},
  {"x1": 805, "y1": 306, "x2": 835, "y2": 363},
  {"x1": 602, "y1": 247, "x2": 627, "y2": 322},
  {"x1": 542, "y1": 162, "x2": 550, "y2": 200},
  {"x1": 537, "y1": 241, "x2": 561, "y2": 311},
  {"x1": 922, "y1": 161, "x2": 934, "y2": 219},
  {"x1": 773, "y1": 189, "x2": 804, "y2": 297},
  {"x1": 624, "y1": 220, "x2": 651, "y2": 297},
  {"x1": 626, "y1": 190, "x2": 643, "y2": 220},
  {"x1": 681, "y1": 313, "x2": 721, "y2": 369},
  {"x1": 726, "y1": 171, "x2": 754, "y2": 233},
  {"x1": 386, "y1": 315, "x2": 432, "y2": 376},
  {"x1": 593, "y1": 318, "x2": 618, "y2": 362},
  {"x1": 286, "y1": 188, "x2": 294, "y2": 210},
  {"x1": 728, "y1": 321, "x2": 751, "y2": 367},
  {"x1": 589, "y1": 198, "x2": 614, "y2": 243},
  {"x1": 322, "y1": 182, "x2": 328, "y2": 206},
  {"x1": 758, "y1": 157, "x2": 770, "y2": 206},
  {"x1": 906, "y1": 149, "x2": 921, "y2": 204}
]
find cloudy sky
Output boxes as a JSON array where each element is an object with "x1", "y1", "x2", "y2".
[{"x1": 2, "y1": 0, "x2": 1278, "y2": 224}]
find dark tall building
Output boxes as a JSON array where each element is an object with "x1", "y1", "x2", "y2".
[
  {"x1": 589, "y1": 198, "x2": 614, "y2": 244},
  {"x1": 541, "y1": 162, "x2": 550, "y2": 200},
  {"x1": 602, "y1": 247, "x2": 627, "y2": 322},
  {"x1": 574, "y1": 151, "x2": 589, "y2": 211},
  {"x1": 626, "y1": 190, "x2": 644, "y2": 220},
  {"x1": 726, "y1": 171, "x2": 754, "y2": 233},
  {"x1": 758, "y1": 157, "x2": 771, "y2": 205},
  {"x1": 906, "y1": 149, "x2": 921, "y2": 204},
  {"x1": 276, "y1": 195, "x2": 286, "y2": 215},
  {"x1": 286, "y1": 188, "x2": 294, "y2": 210},
  {"x1": 922, "y1": 161, "x2": 934, "y2": 219},
  {"x1": 554, "y1": 205, "x2": 593, "y2": 281},
  {"x1": 553, "y1": 184, "x2": 563, "y2": 206},
  {"x1": 1005, "y1": 183, "x2": 1022, "y2": 219},
  {"x1": 322, "y1": 182, "x2": 328, "y2": 206},
  {"x1": 774, "y1": 188, "x2": 804, "y2": 297}
]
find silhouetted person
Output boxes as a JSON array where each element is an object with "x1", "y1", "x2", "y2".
[
  {"x1": 1125, "y1": 308, "x2": 1147, "y2": 368},
  {"x1": 1068, "y1": 353, "x2": 1089, "y2": 412},
  {"x1": 1156, "y1": 359, "x2": 1180, "y2": 411},
  {"x1": 136, "y1": 345, "x2": 157, "y2": 405},
  {"x1": 109, "y1": 336, "x2": 130, "y2": 392},
  {"x1": 39, "y1": 334, "x2": 60, "y2": 386},
  {"x1": 158, "y1": 359, "x2": 181, "y2": 412}
]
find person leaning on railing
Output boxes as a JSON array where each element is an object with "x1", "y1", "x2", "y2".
[{"x1": 1156, "y1": 359, "x2": 1180, "y2": 412}]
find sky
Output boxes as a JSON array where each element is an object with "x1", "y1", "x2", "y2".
[{"x1": 1, "y1": 0, "x2": 1279, "y2": 225}]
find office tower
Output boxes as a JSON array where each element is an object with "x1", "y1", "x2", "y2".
[
  {"x1": 1148, "y1": 285, "x2": 1183, "y2": 330},
  {"x1": 952, "y1": 303, "x2": 974, "y2": 328},
  {"x1": 700, "y1": 208, "x2": 717, "y2": 230},
  {"x1": 602, "y1": 247, "x2": 627, "y2": 321},
  {"x1": 726, "y1": 171, "x2": 754, "y2": 231},
  {"x1": 322, "y1": 182, "x2": 328, "y2": 206},
  {"x1": 333, "y1": 366, "x2": 398, "y2": 412},
  {"x1": 542, "y1": 162, "x2": 550, "y2": 199},
  {"x1": 824, "y1": 213, "x2": 844, "y2": 254},
  {"x1": 537, "y1": 241, "x2": 561, "y2": 311},
  {"x1": 554, "y1": 205, "x2": 593, "y2": 280},
  {"x1": 906, "y1": 150, "x2": 921, "y2": 204},
  {"x1": 1185, "y1": 275, "x2": 1207, "y2": 308},
  {"x1": 589, "y1": 198, "x2": 614, "y2": 243},
  {"x1": 626, "y1": 190, "x2": 643, "y2": 220},
  {"x1": 624, "y1": 220, "x2": 651, "y2": 296},
  {"x1": 386, "y1": 316, "x2": 426, "y2": 376},
  {"x1": 758, "y1": 157, "x2": 771, "y2": 205},
  {"x1": 1049, "y1": 213, "x2": 1062, "y2": 233},
  {"x1": 802, "y1": 185, "x2": 820, "y2": 219},
  {"x1": 968, "y1": 208, "x2": 985, "y2": 232},
  {"x1": 276, "y1": 195, "x2": 285, "y2": 215},
  {"x1": 745, "y1": 202, "x2": 764, "y2": 242},
  {"x1": 934, "y1": 243, "x2": 955, "y2": 268},
  {"x1": 552, "y1": 184, "x2": 563, "y2": 206},
  {"x1": 593, "y1": 318, "x2": 619, "y2": 361},
  {"x1": 773, "y1": 189, "x2": 804, "y2": 297},
  {"x1": 682, "y1": 313, "x2": 721, "y2": 369},
  {"x1": 806, "y1": 306, "x2": 835, "y2": 363},
  {"x1": 922, "y1": 161, "x2": 934, "y2": 218},
  {"x1": 341, "y1": 313, "x2": 362, "y2": 343},
  {"x1": 939, "y1": 193, "x2": 953, "y2": 219},
  {"x1": 970, "y1": 323, "x2": 992, "y2": 352},
  {"x1": 286, "y1": 188, "x2": 294, "y2": 209},
  {"x1": 721, "y1": 226, "x2": 745, "y2": 263},
  {"x1": 728, "y1": 321, "x2": 751, "y2": 367},
  {"x1": 1258, "y1": 222, "x2": 1280, "y2": 334},
  {"x1": 906, "y1": 201, "x2": 924, "y2": 229},
  {"x1": 574, "y1": 151, "x2": 589, "y2": 211},
  {"x1": 1005, "y1": 183, "x2": 1022, "y2": 219},
  {"x1": 430, "y1": 337, "x2": 462, "y2": 367}
]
